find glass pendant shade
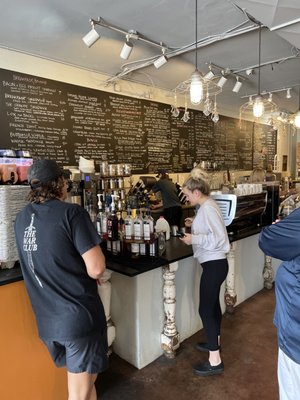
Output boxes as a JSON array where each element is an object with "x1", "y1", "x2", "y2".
[
  {"x1": 253, "y1": 96, "x2": 264, "y2": 118},
  {"x1": 294, "y1": 111, "x2": 300, "y2": 128},
  {"x1": 190, "y1": 70, "x2": 203, "y2": 105}
]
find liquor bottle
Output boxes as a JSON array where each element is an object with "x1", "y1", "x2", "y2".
[
  {"x1": 107, "y1": 201, "x2": 118, "y2": 241},
  {"x1": 131, "y1": 242, "x2": 140, "y2": 257},
  {"x1": 139, "y1": 242, "x2": 147, "y2": 256},
  {"x1": 124, "y1": 207, "x2": 134, "y2": 240},
  {"x1": 96, "y1": 194, "x2": 103, "y2": 236},
  {"x1": 117, "y1": 211, "x2": 125, "y2": 254},
  {"x1": 107, "y1": 201, "x2": 119, "y2": 255},
  {"x1": 157, "y1": 231, "x2": 166, "y2": 256},
  {"x1": 149, "y1": 233, "x2": 158, "y2": 256},
  {"x1": 101, "y1": 205, "x2": 109, "y2": 240},
  {"x1": 133, "y1": 208, "x2": 144, "y2": 240},
  {"x1": 143, "y1": 208, "x2": 154, "y2": 241},
  {"x1": 85, "y1": 191, "x2": 97, "y2": 226}
]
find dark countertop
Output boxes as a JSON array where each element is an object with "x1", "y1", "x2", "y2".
[
  {"x1": 0, "y1": 225, "x2": 266, "y2": 284},
  {"x1": 103, "y1": 236, "x2": 194, "y2": 277},
  {"x1": 0, "y1": 238, "x2": 194, "y2": 282},
  {"x1": 0, "y1": 263, "x2": 23, "y2": 286}
]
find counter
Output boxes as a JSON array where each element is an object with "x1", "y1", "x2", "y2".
[
  {"x1": 0, "y1": 219, "x2": 280, "y2": 372},
  {"x1": 0, "y1": 223, "x2": 267, "y2": 284},
  {"x1": 0, "y1": 262, "x2": 23, "y2": 285},
  {"x1": 109, "y1": 232, "x2": 281, "y2": 369},
  {"x1": 0, "y1": 280, "x2": 67, "y2": 399}
]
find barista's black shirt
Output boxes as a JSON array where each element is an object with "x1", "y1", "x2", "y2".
[
  {"x1": 152, "y1": 179, "x2": 181, "y2": 209},
  {"x1": 14, "y1": 199, "x2": 106, "y2": 340}
]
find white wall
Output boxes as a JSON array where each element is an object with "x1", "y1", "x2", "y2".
[{"x1": 0, "y1": 48, "x2": 174, "y2": 107}]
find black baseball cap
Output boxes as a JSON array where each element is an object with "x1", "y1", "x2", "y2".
[
  {"x1": 28, "y1": 159, "x2": 64, "y2": 188},
  {"x1": 156, "y1": 169, "x2": 168, "y2": 178}
]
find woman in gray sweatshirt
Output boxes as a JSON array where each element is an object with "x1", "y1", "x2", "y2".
[{"x1": 180, "y1": 167, "x2": 230, "y2": 377}]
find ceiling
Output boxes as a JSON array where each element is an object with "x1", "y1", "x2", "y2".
[{"x1": 0, "y1": 0, "x2": 300, "y2": 120}]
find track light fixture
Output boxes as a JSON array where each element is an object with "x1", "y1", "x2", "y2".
[
  {"x1": 154, "y1": 52, "x2": 168, "y2": 69},
  {"x1": 154, "y1": 55, "x2": 167, "y2": 69},
  {"x1": 83, "y1": 17, "x2": 169, "y2": 55},
  {"x1": 82, "y1": 21, "x2": 100, "y2": 47},
  {"x1": 217, "y1": 74, "x2": 227, "y2": 88},
  {"x1": 232, "y1": 77, "x2": 242, "y2": 93},
  {"x1": 203, "y1": 65, "x2": 215, "y2": 81},
  {"x1": 120, "y1": 39, "x2": 133, "y2": 60}
]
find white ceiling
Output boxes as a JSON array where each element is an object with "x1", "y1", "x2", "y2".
[{"x1": 0, "y1": 0, "x2": 299, "y2": 119}]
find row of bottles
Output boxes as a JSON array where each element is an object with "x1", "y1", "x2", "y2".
[
  {"x1": 95, "y1": 198, "x2": 170, "y2": 257},
  {"x1": 96, "y1": 204, "x2": 155, "y2": 242}
]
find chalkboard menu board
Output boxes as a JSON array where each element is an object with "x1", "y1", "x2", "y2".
[
  {"x1": 253, "y1": 123, "x2": 277, "y2": 170},
  {"x1": 0, "y1": 68, "x2": 276, "y2": 173}
]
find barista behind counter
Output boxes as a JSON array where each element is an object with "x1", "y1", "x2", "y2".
[{"x1": 150, "y1": 170, "x2": 183, "y2": 228}]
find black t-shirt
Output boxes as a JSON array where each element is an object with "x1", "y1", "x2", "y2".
[
  {"x1": 14, "y1": 199, "x2": 106, "y2": 340},
  {"x1": 152, "y1": 179, "x2": 181, "y2": 209}
]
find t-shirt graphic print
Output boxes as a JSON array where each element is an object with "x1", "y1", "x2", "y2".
[{"x1": 23, "y1": 213, "x2": 43, "y2": 287}]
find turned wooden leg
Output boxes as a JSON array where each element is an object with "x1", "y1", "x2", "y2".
[
  {"x1": 98, "y1": 269, "x2": 116, "y2": 353},
  {"x1": 225, "y1": 242, "x2": 237, "y2": 314},
  {"x1": 263, "y1": 255, "x2": 274, "y2": 290},
  {"x1": 161, "y1": 262, "x2": 180, "y2": 358}
]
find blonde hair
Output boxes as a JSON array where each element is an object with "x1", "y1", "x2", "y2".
[{"x1": 183, "y1": 167, "x2": 210, "y2": 195}]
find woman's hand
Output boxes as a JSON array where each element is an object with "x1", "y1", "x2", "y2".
[
  {"x1": 180, "y1": 233, "x2": 192, "y2": 245},
  {"x1": 185, "y1": 217, "x2": 193, "y2": 228}
]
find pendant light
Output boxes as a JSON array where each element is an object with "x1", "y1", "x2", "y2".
[
  {"x1": 294, "y1": 88, "x2": 300, "y2": 128},
  {"x1": 253, "y1": 25, "x2": 264, "y2": 118},
  {"x1": 190, "y1": 0, "x2": 203, "y2": 105}
]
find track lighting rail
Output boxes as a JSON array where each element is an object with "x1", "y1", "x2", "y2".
[{"x1": 89, "y1": 17, "x2": 170, "y2": 51}]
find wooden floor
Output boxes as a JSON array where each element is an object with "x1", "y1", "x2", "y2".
[{"x1": 96, "y1": 288, "x2": 278, "y2": 400}]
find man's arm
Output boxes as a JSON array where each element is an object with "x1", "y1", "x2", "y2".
[
  {"x1": 82, "y1": 245, "x2": 106, "y2": 280},
  {"x1": 259, "y1": 209, "x2": 300, "y2": 261}
]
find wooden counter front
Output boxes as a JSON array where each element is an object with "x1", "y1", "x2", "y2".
[{"x1": 0, "y1": 281, "x2": 67, "y2": 400}]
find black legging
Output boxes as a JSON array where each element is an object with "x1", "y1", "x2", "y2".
[{"x1": 199, "y1": 258, "x2": 229, "y2": 351}]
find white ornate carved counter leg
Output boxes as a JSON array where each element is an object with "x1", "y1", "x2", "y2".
[
  {"x1": 225, "y1": 242, "x2": 237, "y2": 314},
  {"x1": 161, "y1": 261, "x2": 180, "y2": 358},
  {"x1": 263, "y1": 255, "x2": 274, "y2": 290},
  {"x1": 98, "y1": 269, "x2": 116, "y2": 352}
]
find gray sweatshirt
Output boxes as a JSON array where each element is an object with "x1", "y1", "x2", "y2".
[{"x1": 191, "y1": 198, "x2": 230, "y2": 264}]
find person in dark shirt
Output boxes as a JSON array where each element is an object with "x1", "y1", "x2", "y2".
[
  {"x1": 14, "y1": 159, "x2": 108, "y2": 400},
  {"x1": 151, "y1": 170, "x2": 182, "y2": 228},
  {"x1": 259, "y1": 209, "x2": 300, "y2": 399}
]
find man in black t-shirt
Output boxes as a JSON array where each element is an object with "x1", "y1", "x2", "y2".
[
  {"x1": 151, "y1": 170, "x2": 183, "y2": 228},
  {"x1": 14, "y1": 159, "x2": 108, "y2": 400}
]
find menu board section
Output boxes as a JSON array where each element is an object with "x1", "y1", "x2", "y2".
[
  {"x1": 0, "y1": 68, "x2": 275, "y2": 173},
  {"x1": 253, "y1": 123, "x2": 277, "y2": 169}
]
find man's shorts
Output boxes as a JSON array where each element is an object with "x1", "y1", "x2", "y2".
[{"x1": 42, "y1": 330, "x2": 109, "y2": 374}]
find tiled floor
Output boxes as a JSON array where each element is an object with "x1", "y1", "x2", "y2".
[{"x1": 96, "y1": 288, "x2": 278, "y2": 400}]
